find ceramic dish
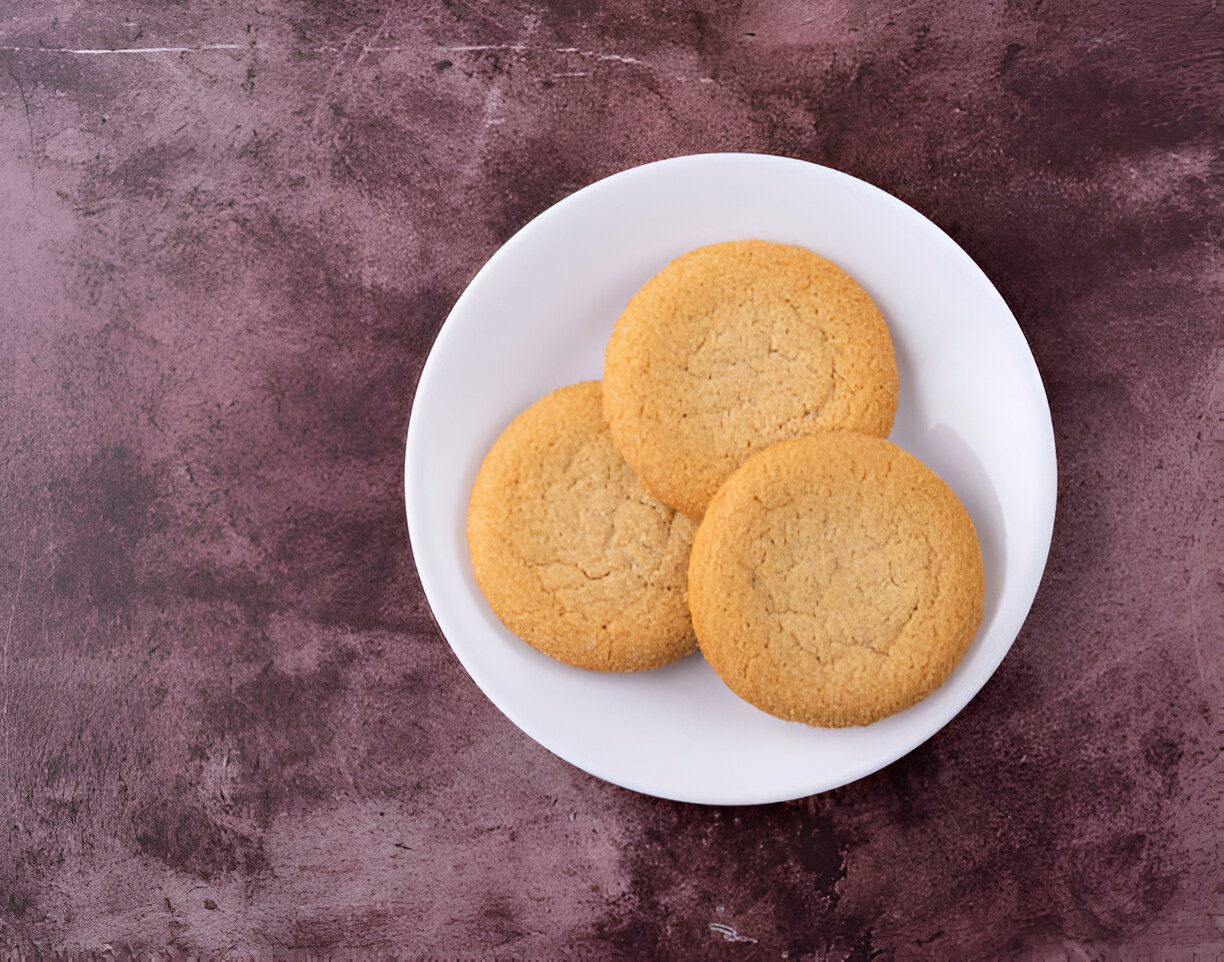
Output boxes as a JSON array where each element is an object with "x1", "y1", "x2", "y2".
[{"x1": 404, "y1": 153, "x2": 1056, "y2": 805}]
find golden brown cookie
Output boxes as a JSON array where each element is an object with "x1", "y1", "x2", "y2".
[
  {"x1": 603, "y1": 240, "x2": 898, "y2": 519},
  {"x1": 688, "y1": 432, "x2": 984, "y2": 727},
  {"x1": 467, "y1": 380, "x2": 697, "y2": 671}
]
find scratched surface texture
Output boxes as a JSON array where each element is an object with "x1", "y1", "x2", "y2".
[{"x1": 0, "y1": 0, "x2": 1221, "y2": 958}]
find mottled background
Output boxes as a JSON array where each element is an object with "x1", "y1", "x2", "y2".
[{"x1": 0, "y1": 0, "x2": 1220, "y2": 958}]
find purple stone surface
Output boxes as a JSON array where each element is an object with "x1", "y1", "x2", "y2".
[{"x1": 0, "y1": 1, "x2": 1220, "y2": 957}]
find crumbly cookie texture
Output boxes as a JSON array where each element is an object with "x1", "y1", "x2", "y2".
[
  {"x1": 467, "y1": 380, "x2": 698, "y2": 671},
  {"x1": 688, "y1": 432, "x2": 984, "y2": 727},
  {"x1": 603, "y1": 239, "x2": 898, "y2": 520}
]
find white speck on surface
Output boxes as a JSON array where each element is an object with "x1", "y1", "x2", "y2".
[
  {"x1": 709, "y1": 922, "x2": 757, "y2": 943},
  {"x1": 0, "y1": 44, "x2": 255, "y2": 54}
]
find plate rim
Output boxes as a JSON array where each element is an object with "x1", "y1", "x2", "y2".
[{"x1": 404, "y1": 151, "x2": 1058, "y2": 805}]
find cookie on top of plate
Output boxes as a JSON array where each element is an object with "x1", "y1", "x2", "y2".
[
  {"x1": 687, "y1": 431, "x2": 984, "y2": 727},
  {"x1": 603, "y1": 239, "x2": 898, "y2": 519},
  {"x1": 467, "y1": 380, "x2": 697, "y2": 672}
]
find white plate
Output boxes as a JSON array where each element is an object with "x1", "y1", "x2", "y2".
[{"x1": 404, "y1": 153, "x2": 1056, "y2": 805}]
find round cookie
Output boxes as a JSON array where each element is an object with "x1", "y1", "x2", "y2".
[
  {"x1": 603, "y1": 240, "x2": 898, "y2": 519},
  {"x1": 688, "y1": 432, "x2": 984, "y2": 727},
  {"x1": 467, "y1": 380, "x2": 697, "y2": 671}
]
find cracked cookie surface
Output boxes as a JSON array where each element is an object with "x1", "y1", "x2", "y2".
[
  {"x1": 603, "y1": 240, "x2": 898, "y2": 520},
  {"x1": 688, "y1": 432, "x2": 984, "y2": 727},
  {"x1": 467, "y1": 380, "x2": 698, "y2": 671}
]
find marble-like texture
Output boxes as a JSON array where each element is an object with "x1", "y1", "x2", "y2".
[{"x1": 0, "y1": 1, "x2": 1220, "y2": 957}]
